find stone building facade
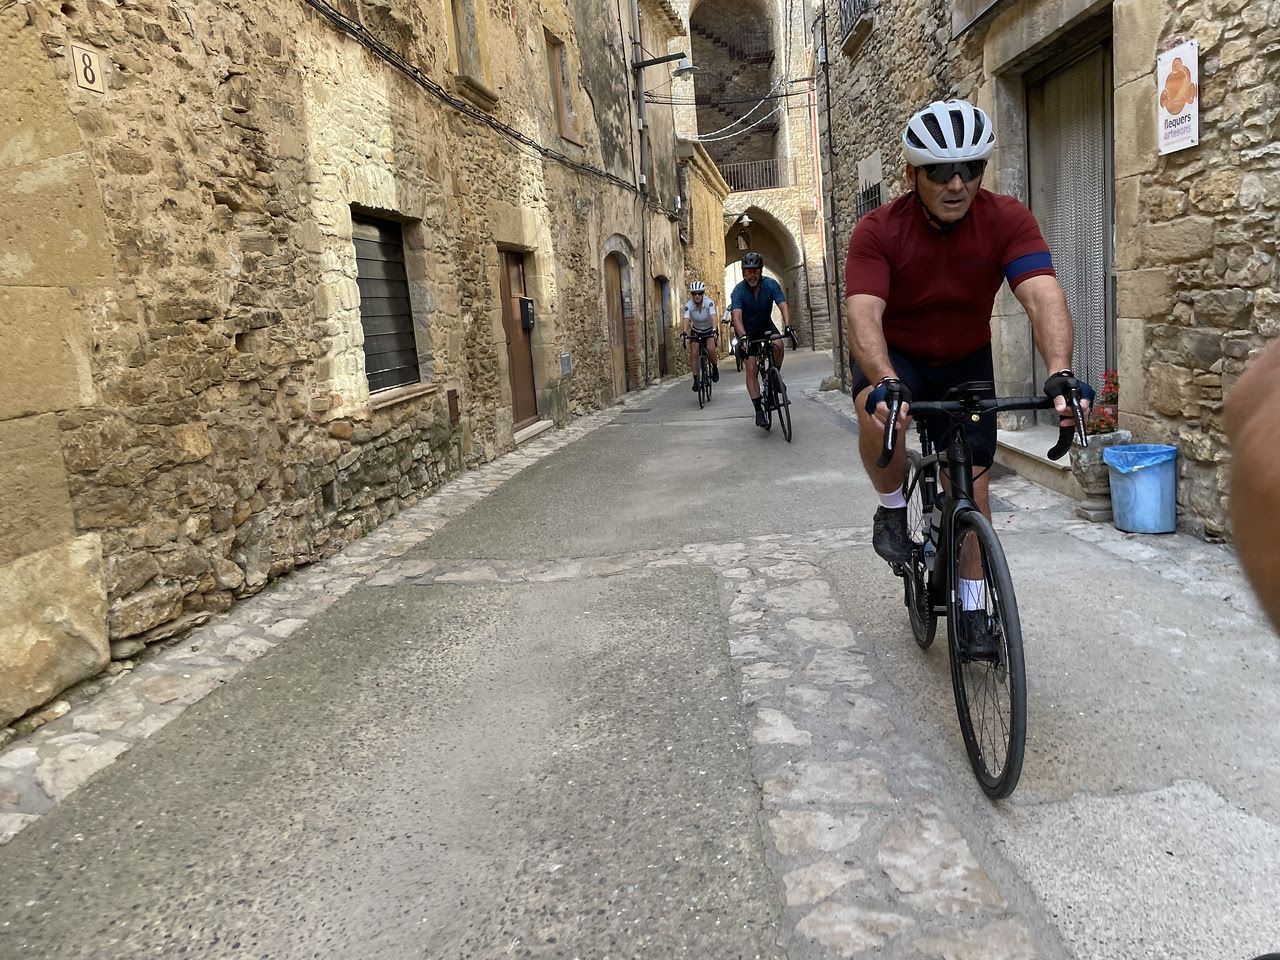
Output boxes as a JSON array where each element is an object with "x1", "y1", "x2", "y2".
[
  {"x1": 1, "y1": 0, "x2": 707, "y2": 727},
  {"x1": 818, "y1": 0, "x2": 1280, "y2": 538}
]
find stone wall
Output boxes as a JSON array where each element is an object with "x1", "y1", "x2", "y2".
[
  {"x1": 0, "y1": 0, "x2": 699, "y2": 727},
  {"x1": 819, "y1": 0, "x2": 1280, "y2": 538}
]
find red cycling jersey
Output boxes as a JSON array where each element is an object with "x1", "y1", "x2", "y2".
[{"x1": 844, "y1": 189, "x2": 1055, "y2": 365}]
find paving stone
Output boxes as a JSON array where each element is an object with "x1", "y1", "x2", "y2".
[
  {"x1": 34, "y1": 737, "x2": 130, "y2": 801},
  {"x1": 786, "y1": 616, "x2": 858, "y2": 649},
  {"x1": 878, "y1": 803, "x2": 1006, "y2": 915},
  {"x1": 69, "y1": 691, "x2": 146, "y2": 733},
  {"x1": 804, "y1": 649, "x2": 874, "y2": 687},
  {"x1": 768, "y1": 579, "x2": 843, "y2": 615},
  {"x1": 769, "y1": 809, "x2": 868, "y2": 855},
  {"x1": 793, "y1": 902, "x2": 915, "y2": 956},
  {"x1": 743, "y1": 662, "x2": 793, "y2": 682},
  {"x1": 763, "y1": 759, "x2": 893, "y2": 806},
  {"x1": 222, "y1": 634, "x2": 277, "y2": 663},
  {"x1": 783, "y1": 861, "x2": 868, "y2": 906},
  {"x1": 911, "y1": 918, "x2": 1038, "y2": 960},
  {"x1": 759, "y1": 560, "x2": 823, "y2": 581},
  {"x1": 0, "y1": 813, "x2": 39, "y2": 843},
  {"x1": 753, "y1": 708, "x2": 812, "y2": 746},
  {"x1": 729, "y1": 635, "x2": 778, "y2": 659}
]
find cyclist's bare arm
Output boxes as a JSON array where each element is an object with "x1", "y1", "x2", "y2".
[
  {"x1": 1013, "y1": 275, "x2": 1087, "y2": 422},
  {"x1": 1226, "y1": 339, "x2": 1280, "y2": 631},
  {"x1": 845, "y1": 293, "x2": 908, "y2": 425},
  {"x1": 778, "y1": 299, "x2": 791, "y2": 331}
]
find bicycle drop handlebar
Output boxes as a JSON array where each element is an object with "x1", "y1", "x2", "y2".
[{"x1": 875, "y1": 384, "x2": 1088, "y2": 469}]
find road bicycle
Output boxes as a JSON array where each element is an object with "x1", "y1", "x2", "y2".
[
  {"x1": 742, "y1": 328, "x2": 797, "y2": 442},
  {"x1": 681, "y1": 331, "x2": 716, "y2": 409},
  {"x1": 878, "y1": 379, "x2": 1087, "y2": 799}
]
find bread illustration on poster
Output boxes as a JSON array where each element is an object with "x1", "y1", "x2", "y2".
[{"x1": 1159, "y1": 56, "x2": 1197, "y2": 115}]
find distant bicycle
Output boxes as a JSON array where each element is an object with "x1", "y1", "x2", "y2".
[
  {"x1": 877, "y1": 378, "x2": 1087, "y2": 799},
  {"x1": 741, "y1": 327, "x2": 797, "y2": 442},
  {"x1": 681, "y1": 331, "x2": 715, "y2": 409}
]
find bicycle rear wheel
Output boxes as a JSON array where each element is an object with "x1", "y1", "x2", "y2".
[
  {"x1": 770, "y1": 368, "x2": 792, "y2": 442},
  {"x1": 947, "y1": 509, "x2": 1026, "y2": 799},
  {"x1": 904, "y1": 450, "x2": 937, "y2": 649}
]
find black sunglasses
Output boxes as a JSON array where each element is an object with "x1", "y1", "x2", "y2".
[{"x1": 922, "y1": 159, "x2": 987, "y2": 183}]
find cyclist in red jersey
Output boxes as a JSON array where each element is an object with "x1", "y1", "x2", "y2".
[{"x1": 845, "y1": 99, "x2": 1093, "y2": 569}]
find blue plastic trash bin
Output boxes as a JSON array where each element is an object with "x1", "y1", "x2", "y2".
[{"x1": 1102, "y1": 444, "x2": 1178, "y2": 533}]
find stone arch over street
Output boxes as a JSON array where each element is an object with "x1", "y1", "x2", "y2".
[{"x1": 724, "y1": 204, "x2": 825, "y2": 348}]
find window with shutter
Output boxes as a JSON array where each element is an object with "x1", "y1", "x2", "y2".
[{"x1": 352, "y1": 215, "x2": 421, "y2": 394}]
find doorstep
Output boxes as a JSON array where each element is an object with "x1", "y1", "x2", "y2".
[
  {"x1": 514, "y1": 419, "x2": 556, "y2": 445},
  {"x1": 995, "y1": 424, "x2": 1083, "y2": 500}
]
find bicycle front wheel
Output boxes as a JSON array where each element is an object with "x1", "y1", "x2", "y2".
[
  {"x1": 904, "y1": 450, "x2": 937, "y2": 649},
  {"x1": 759, "y1": 367, "x2": 773, "y2": 429},
  {"x1": 700, "y1": 354, "x2": 712, "y2": 405},
  {"x1": 947, "y1": 509, "x2": 1026, "y2": 799},
  {"x1": 770, "y1": 368, "x2": 792, "y2": 442}
]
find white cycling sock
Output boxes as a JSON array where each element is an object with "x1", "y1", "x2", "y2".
[
  {"x1": 877, "y1": 487, "x2": 907, "y2": 509},
  {"x1": 960, "y1": 578, "x2": 986, "y2": 611}
]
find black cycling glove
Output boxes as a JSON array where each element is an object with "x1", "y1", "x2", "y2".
[
  {"x1": 1042, "y1": 370, "x2": 1096, "y2": 405},
  {"x1": 864, "y1": 377, "x2": 912, "y2": 416}
]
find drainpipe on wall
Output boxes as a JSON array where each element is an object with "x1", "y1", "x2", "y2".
[
  {"x1": 631, "y1": 0, "x2": 651, "y2": 384},
  {"x1": 819, "y1": 0, "x2": 848, "y2": 391}
]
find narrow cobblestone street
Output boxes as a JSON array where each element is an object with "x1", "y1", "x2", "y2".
[{"x1": 2, "y1": 352, "x2": 1277, "y2": 959}]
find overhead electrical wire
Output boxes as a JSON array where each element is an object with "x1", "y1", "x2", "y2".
[{"x1": 297, "y1": 0, "x2": 638, "y2": 193}]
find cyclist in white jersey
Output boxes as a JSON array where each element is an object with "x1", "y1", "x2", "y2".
[{"x1": 682, "y1": 281, "x2": 720, "y2": 391}]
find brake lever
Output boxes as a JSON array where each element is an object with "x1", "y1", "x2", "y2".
[
  {"x1": 1046, "y1": 385, "x2": 1087, "y2": 461},
  {"x1": 876, "y1": 390, "x2": 903, "y2": 469}
]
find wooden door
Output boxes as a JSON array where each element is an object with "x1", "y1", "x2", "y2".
[
  {"x1": 500, "y1": 252, "x2": 538, "y2": 430},
  {"x1": 605, "y1": 255, "x2": 627, "y2": 397}
]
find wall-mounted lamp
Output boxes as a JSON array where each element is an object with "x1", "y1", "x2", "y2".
[{"x1": 633, "y1": 51, "x2": 699, "y2": 78}]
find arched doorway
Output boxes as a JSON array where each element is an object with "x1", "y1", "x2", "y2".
[{"x1": 605, "y1": 252, "x2": 630, "y2": 398}]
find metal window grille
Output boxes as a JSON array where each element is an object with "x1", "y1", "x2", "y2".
[
  {"x1": 352, "y1": 215, "x2": 421, "y2": 393},
  {"x1": 855, "y1": 182, "x2": 882, "y2": 221},
  {"x1": 719, "y1": 158, "x2": 788, "y2": 192},
  {"x1": 838, "y1": 0, "x2": 872, "y2": 39}
]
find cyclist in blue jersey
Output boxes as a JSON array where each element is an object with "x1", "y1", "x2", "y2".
[{"x1": 730, "y1": 251, "x2": 791, "y2": 429}]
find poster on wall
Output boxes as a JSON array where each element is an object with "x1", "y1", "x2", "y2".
[{"x1": 1157, "y1": 40, "x2": 1199, "y2": 155}]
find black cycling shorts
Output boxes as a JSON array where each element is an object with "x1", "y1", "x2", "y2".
[
  {"x1": 689, "y1": 329, "x2": 717, "y2": 340},
  {"x1": 849, "y1": 345, "x2": 997, "y2": 468}
]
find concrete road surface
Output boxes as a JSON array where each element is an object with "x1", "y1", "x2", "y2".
[{"x1": 1, "y1": 350, "x2": 1277, "y2": 960}]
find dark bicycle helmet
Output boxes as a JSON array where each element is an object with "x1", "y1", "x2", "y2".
[{"x1": 741, "y1": 251, "x2": 764, "y2": 270}]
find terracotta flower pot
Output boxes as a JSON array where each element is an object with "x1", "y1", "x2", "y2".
[{"x1": 1069, "y1": 429, "x2": 1133, "y2": 522}]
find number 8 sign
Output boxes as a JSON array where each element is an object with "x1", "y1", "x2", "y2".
[{"x1": 70, "y1": 44, "x2": 106, "y2": 94}]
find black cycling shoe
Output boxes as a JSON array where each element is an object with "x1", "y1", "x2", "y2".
[
  {"x1": 871, "y1": 506, "x2": 911, "y2": 563},
  {"x1": 692, "y1": 377, "x2": 700, "y2": 392},
  {"x1": 711, "y1": 364, "x2": 720, "y2": 383},
  {"x1": 958, "y1": 610, "x2": 1001, "y2": 663},
  {"x1": 754, "y1": 409, "x2": 768, "y2": 429}
]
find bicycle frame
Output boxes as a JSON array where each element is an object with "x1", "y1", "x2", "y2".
[{"x1": 909, "y1": 420, "x2": 981, "y2": 614}]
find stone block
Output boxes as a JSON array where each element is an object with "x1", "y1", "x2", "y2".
[
  {"x1": 1114, "y1": 176, "x2": 1143, "y2": 271},
  {"x1": 1147, "y1": 362, "x2": 1195, "y2": 417},
  {"x1": 108, "y1": 583, "x2": 185, "y2": 639},
  {"x1": 0, "y1": 535, "x2": 108, "y2": 726},
  {"x1": 1140, "y1": 216, "x2": 1215, "y2": 265},
  {"x1": 0, "y1": 12, "x2": 84, "y2": 169},
  {"x1": 1116, "y1": 269, "x2": 1174, "y2": 320},
  {"x1": 0, "y1": 286, "x2": 89, "y2": 421},
  {"x1": 1114, "y1": 78, "x2": 1159, "y2": 180},
  {"x1": 0, "y1": 154, "x2": 112, "y2": 286},
  {"x1": 1113, "y1": 0, "x2": 1172, "y2": 84},
  {"x1": 0, "y1": 413, "x2": 77, "y2": 568}
]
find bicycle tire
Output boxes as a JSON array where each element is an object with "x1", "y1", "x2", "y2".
[
  {"x1": 904, "y1": 450, "x2": 938, "y2": 649},
  {"x1": 771, "y1": 368, "x2": 792, "y2": 442},
  {"x1": 946, "y1": 509, "x2": 1027, "y2": 799},
  {"x1": 761, "y1": 365, "x2": 774, "y2": 429},
  {"x1": 700, "y1": 353, "x2": 712, "y2": 405}
]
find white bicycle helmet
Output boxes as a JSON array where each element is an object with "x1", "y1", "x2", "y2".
[
  {"x1": 902, "y1": 99, "x2": 995, "y2": 166},
  {"x1": 689, "y1": 280, "x2": 706, "y2": 293}
]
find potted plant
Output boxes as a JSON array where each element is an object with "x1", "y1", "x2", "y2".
[{"x1": 1069, "y1": 369, "x2": 1131, "y2": 522}]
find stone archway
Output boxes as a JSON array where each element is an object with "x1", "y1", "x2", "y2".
[{"x1": 724, "y1": 205, "x2": 828, "y2": 348}]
